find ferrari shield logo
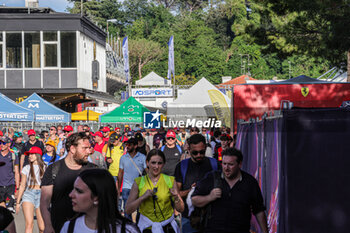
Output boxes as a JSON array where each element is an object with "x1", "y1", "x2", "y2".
[{"x1": 301, "y1": 87, "x2": 309, "y2": 97}]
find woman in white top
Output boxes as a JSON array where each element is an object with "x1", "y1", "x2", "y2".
[
  {"x1": 60, "y1": 168, "x2": 140, "y2": 233},
  {"x1": 15, "y1": 146, "x2": 46, "y2": 233}
]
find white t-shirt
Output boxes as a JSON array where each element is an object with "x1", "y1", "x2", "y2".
[
  {"x1": 60, "y1": 215, "x2": 140, "y2": 233},
  {"x1": 21, "y1": 164, "x2": 42, "y2": 186}
]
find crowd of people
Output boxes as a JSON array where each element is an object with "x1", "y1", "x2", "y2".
[{"x1": 0, "y1": 124, "x2": 268, "y2": 233}]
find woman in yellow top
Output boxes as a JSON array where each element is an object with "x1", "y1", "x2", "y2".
[
  {"x1": 105, "y1": 133, "x2": 124, "y2": 183},
  {"x1": 126, "y1": 149, "x2": 184, "y2": 233}
]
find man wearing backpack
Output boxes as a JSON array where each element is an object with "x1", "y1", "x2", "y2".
[
  {"x1": 174, "y1": 134, "x2": 218, "y2": 233},
  {"x1": 161, "y1": 130, "x2": 184, "y2": 176},
  {"x1": 0, "y1": 136, "x2": 19, "y2": 213},
  {"x1": 40, "y1": 133, "x2": 96, "y2": 233},
  {"x1": 191, "y1": 148, "x2": 268, "y2": 233}
]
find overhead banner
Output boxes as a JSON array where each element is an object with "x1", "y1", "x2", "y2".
[{"x1": 132, "y1": 88, "x2": 173, "y2": 98}]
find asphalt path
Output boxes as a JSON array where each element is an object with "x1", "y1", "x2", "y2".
[{"x1": 13, "y1": 208, "x2": 40, "y2": 233}]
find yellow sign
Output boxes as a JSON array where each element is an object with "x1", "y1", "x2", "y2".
[
  {"x1": 301, "y1": 87, "x2": 309, "y2": 97},
  {"x1": 16, "y1": 96, "x2": 28, "y2": 103},
  {"x1": 208, "y1": 90, "x2": 231, "y2": 126}
]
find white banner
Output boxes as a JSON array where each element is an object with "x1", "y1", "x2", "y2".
[{"x1": 132, "y1": 88, "x2": 173, "y2": 97}]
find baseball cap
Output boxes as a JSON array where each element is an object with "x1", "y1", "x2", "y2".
[
  {"x1": 0, "y1": 136, "x2": 11, "y2": 144},
  {"x1": 151, "y1": 128, "x2": 157, "y2": 132},
  {"x1": 135, "y1": 133, "x2": 143, "y2": 141},
  {"x1": 109, "y1": 133, "x2": 121, "y2": 141},
  {"x1": 125, "y1": 137, "x2": 137, "y2": 145},
  {"x1": 115, "y1": 127, "x2": 121, "y2": 131},
  {"x1": 166, "y1": 130, "x2": 176, "y2": 138},
  {"x1": 24, "y1": 146, "x2": 43, "y2": 156},
  {"x1": 127, "y1": 131, "x2": 134, "y2": 137},
  {"x1": 14, "y1": 132, "x2": 23, "y2": 138},
  {"x1": 28, "y1": 129, "x2": 36, "y2": 136},
  {"x1": 46, "y1": 139, "x2": 57, "y2": 151},
  {"x1": 102, "y1": 127, "x2": 111, "y2": 132},
  {"x1": 92, "y1": 131, "x2": 103, "y2": 138},
  {"x1": 63, "y1": 125, "x2": 74, "y2": 132}
]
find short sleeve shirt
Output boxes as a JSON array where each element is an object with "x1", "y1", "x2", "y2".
[
  {"x1": 41, "y1": 159, "x2": 96, "y2": 232},
  {"x1": 119, "y1": 152, "x2": 146, "y2": 190},
  {"x1": 0, "y1": 151, "x2": 19, "y2": 186},
  {"x1": 22, "y1": 164, "x2": 43, "y2": 186},
  {"x1": 192, "y1": 170, "x2": 266, "y2": 233},
  {"x1": 162, "y1": 145, "x2": 183, "y2": 176}
]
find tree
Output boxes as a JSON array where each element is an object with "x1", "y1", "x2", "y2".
[
  {"x1": 129, "y1": 39, "x2": 164, "y2": 80},
  {"x1": 250, "y1": 0, "x2": 350, "y2": 80}
]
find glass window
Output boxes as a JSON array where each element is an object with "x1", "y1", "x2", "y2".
[
  {"x1": 6, "y1": 33, "x2": 22, "y2": 68},
  {"x1": 44, "y1": 44, "x2": 57, "y2": 67},
  {"x1": 43, "y1": 32, "x2": 57, "y2": 41},
  {"x1": 0, "y1": 33, "x2": 2, "y2": 41},
  {"x1": 61, "y1": 32, "x2": 76, "y2": 68},
  {"x1": 25, "y1": 33, "x2": 40, "y2": 68}
]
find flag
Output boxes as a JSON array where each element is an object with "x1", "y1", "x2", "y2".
[
  {"x1": 167, "y1": 36, "x2": 175, "y2": 81},
  {"x1": 208, "y1": 89, "x2": 231, "y2": 127},
  {"x1": 122, "y1": 37, "x2": 130, "y2": 82}
]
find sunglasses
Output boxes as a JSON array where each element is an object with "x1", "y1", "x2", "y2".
[
  {"x1": 191, "y1": 149, "x2": 206, "y2": 155},
  {"x1": 50, "y1": 129, "x2": 56, "y2": 131},
  {"x1": 167, "y1": 137, "x2": 175, "y2": 140},
  {"x1": 0, "y1": 141, "x2": 8, "y2": 145}
]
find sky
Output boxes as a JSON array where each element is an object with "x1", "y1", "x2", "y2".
[{"x1": 0, "y1": 0, "x2": 73, "y2": 12}]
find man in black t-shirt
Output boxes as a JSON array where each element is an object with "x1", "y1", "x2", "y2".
[
  {"x1": 161, "y1": 130, "x2": 184, "y2": 176},
  {"x1": 40, "y1": 133, "x2": 96, "y2": 233},
  {"x1": 192, "y1": 148, "x2": 268, "y2": 233},
  {"x1": 174, "y1": 134, "x2": 218, "y2": 233}
]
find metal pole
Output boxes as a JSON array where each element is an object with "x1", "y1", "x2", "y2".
[{"x1": 81, "y1": 0, "x2": 83, "y2": 17}]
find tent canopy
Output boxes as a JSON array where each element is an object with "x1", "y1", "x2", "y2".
[
  {"x1": 135, "y1": 71, "x2": 170, "y2": 86},
  {"x1": 19, "y1": 93, "x2": 70, "y2": 122},
  {"x1": 279, "y1": 75, "x2": 327, "y2": 84},
  {"x1": 71, "y1": 110, "x2": 102, "y2": 121},
  {"x1": 99, "y1": 97, "x2": 150, "y2": 123},
  {"x1": 0, "y1": 92, "x2": 35, "y2": 121}
]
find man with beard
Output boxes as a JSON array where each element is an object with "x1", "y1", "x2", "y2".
[
  {"x1": 40, "y1": 133, "x2": 96, "y2": 233},
  {"x1": 192, "y1": 148, "x2": 268, "y2": 233},
  {"x1": 118, "y1": 137, "x2": 147, "y2": 219},
  {"x1": 174, "y1": 134, "x2": 219, "y2": 233}
]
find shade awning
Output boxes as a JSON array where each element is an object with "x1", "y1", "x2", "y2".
[{"x1": 71, "y1": 110, "x2": 102, "y2": 121}]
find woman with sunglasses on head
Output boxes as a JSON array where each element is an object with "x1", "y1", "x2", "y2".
[
  {"x1": 15, "y1": 146, "x2": 46, "y2": 233},
  {"x1": 126, "y1": 149, "x2": 184, "y2": 233},
  {"x1": 60, "y1": 168, "x2": 140, "y2": 233}
]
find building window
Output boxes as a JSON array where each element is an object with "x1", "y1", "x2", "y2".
[
  {"x1": 0, "y1": 33, "x2": 2, "y2": 68},
  {"x1": 44, "y1": 32, "x2": 57, "y2": 41},
  {"x1": 61, "y1": 32, "x2": 76, "y2": 68},
  {"x1": 43, "y1": 31, "x2": 58, "y2": 67},
  {"x1": 25, "y1": 32, "x2": 40, "y2": 68},
  {"x1": 6, "y1": 33, "x2": 22, "y2": 68},
  {"x1": 44, "y1": 44, "x2": 57, "y2": 67}
]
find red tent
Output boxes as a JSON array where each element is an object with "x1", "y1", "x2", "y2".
[{"x1": 233, "y1": 76, "x2": 350, "y2": 130}]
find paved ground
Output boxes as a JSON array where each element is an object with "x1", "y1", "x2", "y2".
[{"x1": 13, "y1": 208, "x2": 40, "y2": 233}]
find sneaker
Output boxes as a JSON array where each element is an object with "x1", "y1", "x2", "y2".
[{"x1": 7, "y1": 207, "x2": 15, "y2": 214}]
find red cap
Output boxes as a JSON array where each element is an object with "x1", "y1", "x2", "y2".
[
  {"x1": 151, "y1": 128, "x2": 157, "y2": 132},
  {"x1": 93, "y1": 131, "x2": 103, "y2": 138},
  {"x1": 63, "y1": 125, "x2": 74, "y2": 132},
  {"x1": 28, "y1": 129, "x2": 36, "y2": 136},
  {"x1": 115, "y1": 127, "x2": 121, "y2": 131},
  {"x1": 24, "y1": 146, "x2": 43, "y2": 156},
  {"x1": 166, "y1": 130, "x2": 176, "y2": 138},
  {"x1": 102, "y1": 127, "x2": 111, "y2": 132},
  {"x1": 0, "y1": 130, "x2": 3, "y2": 136}
]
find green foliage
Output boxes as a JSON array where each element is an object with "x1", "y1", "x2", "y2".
[{"x1": 68, "y1": 0, "x2": 338, "y2": 84}]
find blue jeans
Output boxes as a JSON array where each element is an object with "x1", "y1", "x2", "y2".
[
  {"x1": 121, "y1": 189, "x2": 131, "y2": 220},
  {"x1": 22, "y1": 189, "x2": 41, "y2": 209},
  {"x1": 182, "y1": 216, "x2": 197, "y2": 233}
]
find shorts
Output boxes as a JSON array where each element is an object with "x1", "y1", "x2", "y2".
[{"x1": 22, "y1": 189, "x2": 41, "y2": 209}]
